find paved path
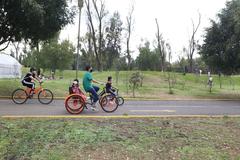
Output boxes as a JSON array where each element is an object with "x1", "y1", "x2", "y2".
[{"x1": 1, "y1": 99, "x2": 240, "y2": 117}]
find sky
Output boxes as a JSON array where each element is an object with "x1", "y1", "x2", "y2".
[{"x1": 60, "y1": 0, "x2": 228, "y2": 61}]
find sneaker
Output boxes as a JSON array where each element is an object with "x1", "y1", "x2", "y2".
[
  {"x1": 91, "y1": 106, "x2": 99, "y2": 112},
  {"x1": 91, "y1": 103, "x2": 98, "y2": 111}
]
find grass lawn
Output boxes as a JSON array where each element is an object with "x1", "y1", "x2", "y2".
[
  {"x1": 0, "y1": 117, "x2": 240, "y2": 160},
  {"x1": 1, "y1": 69, "x2": 240, "y2": 99}
]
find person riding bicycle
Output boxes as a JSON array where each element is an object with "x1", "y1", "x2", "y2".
[
  {"x1": 82, "y1": 65, "x2": 103, "y2": 111},
  {"x1": 105, "y1": 76, "x2": 116, "y2": 96},
  {"x1": 22, "y1": 67, "x2": 42, "y2": 96}
]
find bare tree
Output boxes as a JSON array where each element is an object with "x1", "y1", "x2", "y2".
[
  {"x1": 93, "y1": 0, "x2": 107, "y2": 70},
  {"x1": 12, "y1": 42, "x2": 21, "y2": 61},
  {"x1": 85, "y1": 0, "x2": 107, "y2": 71},
  {"x1": 126, "y1": 5, "x2": 134, "y2": 69},
  {"x1": 155, "y1": 18, "x2": 166, "y2": 72},
  {"x1": 166, "y1": 43, "x2": 173, "y2": 94},
  {"x1": 0, "y1": 41, "x2": 11, "y2": 52},
  {"x1": 125, "y1": 4, "x2": 134, "y2": 94},
  {"x1": 188, "y1": 12, "x2": 201, "y2": 73}
]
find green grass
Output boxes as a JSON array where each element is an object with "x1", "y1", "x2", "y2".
[
  {"x1": 0, "y1": 118, "x2": 240, "y2": 160},
  {"x1": 1, "y1": 68, "x2": 240, "y2": 99}
]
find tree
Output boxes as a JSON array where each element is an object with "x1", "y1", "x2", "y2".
[
  {"x1": 155, "y1": 18, "x2": 166, "y2": 72},
  {"x1": 188, "y1": 12, "x2": 201, "y2": 73},
  {"x1": 126, "y1": 5, "x2": 134, "y2": 69},
  {"x1": 103, "y1": 12, "x2": 123, "y2": 70},
  {"x1": 129, "y1": 72, "x2": 143, "y2": 97},
  {"x1": 200, "y1": 0, "x2": 240, "y2": 74},
  {"x1": 10, "y1": 42, "x2": 21, "y2": 61},
  {"x1": 136, "y1": 41, "x2": 161, "y2": 71},
  {"x1": 40, "y1": 40, "x2": 74, "y2": 72},
  {"x1": 166, "y1": 43, "x2": 174, "y2": 94},
  {"x1": 0, "y1": 0, "x2": 75, "y2": 51},
  {"x1": 124, "y1": 4, "x2": 135, "y2": 94},
  {"x1": 85, "y1": 0, "x2": 108, "y2": 71},
  {"x1": 80, "y1": 28, "x2": 96, "y2": 69},
  {"x1": 22, "y1": 49, "x2": 39, "y2": 68},
  {"x1": 22, "y1": 39, "x2": 74, "y2": 73}
]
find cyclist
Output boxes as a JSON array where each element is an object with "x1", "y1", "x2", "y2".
[
  {"x1": 82, "y1": 65, "x2": 103, "y2": 111},
  {"x1": 106, "y1": 76, "x2": 116, "y2": 96},
  {"x1": 22, "y1": 67, "x2": 41, "y2": 97}
]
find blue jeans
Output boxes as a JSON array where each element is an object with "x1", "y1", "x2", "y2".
[{"x1": 87, "y1": 86, "x2": 99, "y2": 103}]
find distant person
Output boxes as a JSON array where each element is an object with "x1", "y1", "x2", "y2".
[
  {"x1": 208, "y1": 71, "x2": 211, "y2": 77},
  {"x1": 51, "y1": 70, "x2": 55, "y2": 80},
  {"x1": 208, "y1": 76, "x2": 213, "y2": 83},
  {"x1": 22, "y1": 67, "x2": 41, "y2": 96},
  {"x1": 208, "y1": 76, "x2": 213, "y2": 92},
  {"x1": 82, "y1": 65, "x2": 103, "y2": 111}
]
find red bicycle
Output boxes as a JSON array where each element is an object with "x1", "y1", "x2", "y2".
[{"x1": 65, "y1": 90, "x2": 119, "y2": 114}]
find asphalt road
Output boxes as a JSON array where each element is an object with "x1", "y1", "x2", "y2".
[{"x1": 1, "y1": 99, "x2": 240, "y2": 117}]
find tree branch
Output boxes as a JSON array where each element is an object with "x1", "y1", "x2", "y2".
[{"x1": 0, "y1": 41, "x2": 11, "y2": 51}]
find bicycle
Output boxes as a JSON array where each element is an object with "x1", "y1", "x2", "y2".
[
  {"x1": 65, "y1": 88, "x2": 119, "y2": 114},
  {"x1": 12, "y1": 82, "x2": 54, "y2": 105},
  {"x1": 98, "y1": 87, "x2": 124, "y2": 106}
]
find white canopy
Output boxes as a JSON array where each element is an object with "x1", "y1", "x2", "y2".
[{"x1": 0, "y1": 53, "x2": 22, "y2": 78}]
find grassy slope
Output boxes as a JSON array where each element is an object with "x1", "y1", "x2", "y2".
[
  {"x1": 0, "y1": 118, "x2": 240, "y2": 160},
  {"x1": 1, "y1": 69, "x2": 240, "y2": 99}
]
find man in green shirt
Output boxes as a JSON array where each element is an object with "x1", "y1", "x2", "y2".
[{"x1": 83, "y1": 65, "x2": 102, "y2": 111}]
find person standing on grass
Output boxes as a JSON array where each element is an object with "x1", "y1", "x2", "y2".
[{"x1": 82, "y1": 65, "x2": 103, "y2": 111}]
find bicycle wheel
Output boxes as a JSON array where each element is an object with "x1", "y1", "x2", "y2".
[
  {"x1": 98, "y1": 93, "x2": 107, "y2": 105},
  {"x1": 65, "y1": 94, "x2": 85, "y2": 114},
  {"x1": 12, "y1": 88, "x2": 28, "y2": 104},
  {"x1": 38, "y1": 89, "x2": 54, "y2": 104},
  {"x1": 100, "y1": 95, "x2": 119, "y2": 113},
  {"x1": 117, "y1": 97, "x2": 124, "y2": 106}
]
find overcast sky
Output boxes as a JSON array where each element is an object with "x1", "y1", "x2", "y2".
[{"x1": 60, "y1": 0, "x2": 228, "y2": 61}]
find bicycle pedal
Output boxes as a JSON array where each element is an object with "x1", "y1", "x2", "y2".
[{"x1": 28, "y1": 95, "x2": 33, "y2": 99}]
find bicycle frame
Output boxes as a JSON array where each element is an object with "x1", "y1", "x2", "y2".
[
  {"x1": 24, "y1": 83, "x2": 43, "y2": 95},
  {"x1": 33, "y1": 85, "x2": 43, "y2": 94}
]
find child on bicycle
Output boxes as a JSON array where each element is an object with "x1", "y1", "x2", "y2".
[
  {"x1": 22, "y1": 67, "x2": 42, "y2": 96},
  {"x1": 105, "y1": 76, "x2": 116, "y2": 96}
]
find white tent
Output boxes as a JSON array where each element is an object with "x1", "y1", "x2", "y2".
[{"x1": 0, "y1": 53, "x2": 22, "y2": 78}]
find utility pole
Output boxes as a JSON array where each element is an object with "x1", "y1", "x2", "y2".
[{"x1": 76, "y1": 0, "x2": 84, "y2": 79}]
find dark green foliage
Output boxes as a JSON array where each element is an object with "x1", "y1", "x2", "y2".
[
  {"x1": 172, "y1": 57, "x2": 207, "y2": 74},
  {"x1": 0, "y1": 0, "x2": 75, "y2": 49},
  {"x1": 22, "y1": 39, "x2": 74, "y2": 72},
  {"x1": 103, "y1": 12, "x2": 123, "y2": 70},
  {"x1": 136, "y1": 41, "x2": 161, "y2": 71},
  {"x1": 79, "y1": 11, "x2": 123, "y2": 70},
  {"x1": 200, "y1": 0, "x2": 240, "y2": 74}
]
